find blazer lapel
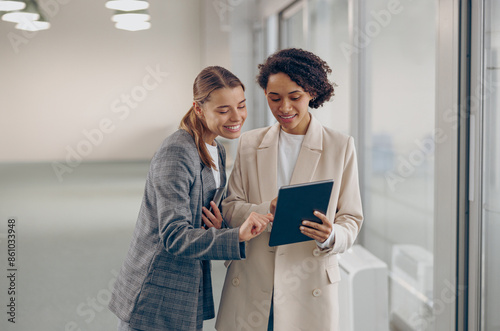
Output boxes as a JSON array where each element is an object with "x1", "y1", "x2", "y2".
[
  {"x1": 289, "y1": 115, "x2": 323, "y2": 185},
  {"x1": 201, "y1": 162, "x2": 216, "y2": 208},
  {"x1": 257, "y1": 123, "x2": 280, "y2": 202},
  {"x1": 217, "y1": 141, "x2": 227, "y2": 188}
]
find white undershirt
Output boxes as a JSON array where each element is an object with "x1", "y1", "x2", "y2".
[
  {"x1": 205, "y1": 142, "x2": 221, "y2": 188},
  {"x1": 277, "y1": 130, "x2": 305, "y2": 189},
  {"x1": 277, "y1": 129, "x2": 335, "y2": 249}
]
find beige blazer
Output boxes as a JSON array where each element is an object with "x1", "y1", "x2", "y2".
[{"x1": 215, "y1": 116, "x2": 363, "y2": 331}]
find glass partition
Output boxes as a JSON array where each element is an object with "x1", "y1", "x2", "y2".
[
  {"x1": 360, "y1": 0, "x2": 437, "y2": 330},
  {"x1": 308, "y1": 0, "x2": 350, "y2": 134},
  {"x1": 274, "y1": 0, "x2": 439, "y2": 329},
  {"x1": 482, "y1": 1, "x2": 500, "y2": 329},
  {"x1": 280, "y1": 0, "x2": 306, "y2": 49}
]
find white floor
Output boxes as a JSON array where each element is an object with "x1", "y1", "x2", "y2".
[{"x1": 0, "y1": 161, "x2": 225, "y2": 331}]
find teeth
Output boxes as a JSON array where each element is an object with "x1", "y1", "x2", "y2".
[
  {"x1": 225, "y1": 125, "x2": 241, "y2": 130},
  {"x1": 281, "y1": 114, "x2": 295, "y2": 119}
]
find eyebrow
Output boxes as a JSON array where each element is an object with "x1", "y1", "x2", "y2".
[
  {"x1": 268, "y1": 90, "x2": 303, "y2": 95},
  {"x1": 216, "y1": 99, "x2": 246, "y2": 109}
]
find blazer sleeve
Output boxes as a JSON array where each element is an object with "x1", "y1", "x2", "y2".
[
  {"x1": 152, "y1": 139, "x2": 245, "y2": 260},
  {"x1": 328, "y1": 136, "x2": 364, "y2": 254},
  {"x1": 221, "y1": 137, "x2": 271, "y2": 229}
]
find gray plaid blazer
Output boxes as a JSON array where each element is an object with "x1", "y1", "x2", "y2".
[{"x1": 109, "y1": 129, "x2": 245, "y2": 331}]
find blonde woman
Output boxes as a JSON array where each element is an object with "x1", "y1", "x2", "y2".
[{"x1": 109, "y1": 66, "x2": 272, "y2": 331}]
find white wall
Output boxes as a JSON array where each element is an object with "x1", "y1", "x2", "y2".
[
  {"x1": 201, "y1": 0, "x2": 231, "y2": 68},
  {"x1": 0, "y1": 0, "x2": 202, "y2": 163}
]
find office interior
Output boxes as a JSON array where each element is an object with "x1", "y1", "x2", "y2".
[{"x1": 0, "y1": 0, "x2": 498, "y2": 330}]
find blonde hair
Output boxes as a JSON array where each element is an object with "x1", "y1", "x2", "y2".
[{"x1": 180, "y1": 66, "x2": 245, "y2": 170}]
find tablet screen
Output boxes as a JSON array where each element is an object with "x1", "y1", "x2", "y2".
[{"x1": 269, "y1": 179, "x2": 334, "y2": 247}]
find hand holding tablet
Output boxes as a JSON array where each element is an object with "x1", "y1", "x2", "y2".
[
  {"x1": 268, "y1": 179, "x2": 334, "y2": 247},
  {"x1": 299, "y1": 210, "x2": 333, "y2": 243}
]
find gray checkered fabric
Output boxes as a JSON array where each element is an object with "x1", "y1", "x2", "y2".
[{"x1": 109, "y1": 129, "x2": 245, "y2": 331}]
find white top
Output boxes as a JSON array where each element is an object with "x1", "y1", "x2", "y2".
[
  {"x1": 277, "y1": 129, "x2": 305, "y2": 189},
  {"x1": 205, "y1": 142, "x2": 221, "y2": 188},
  {"x1": 277, "y1": 129, "x2": 335, "y2": 249}
]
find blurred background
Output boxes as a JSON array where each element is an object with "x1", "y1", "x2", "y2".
[{"x1": 0, "y1": 0, "x2": 498, "y2": 330}]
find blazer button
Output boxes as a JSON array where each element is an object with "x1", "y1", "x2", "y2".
[
  {"x1": 232, "y1": 278, "x2": 240, "y2": 287},
  {"x1": 312, "y1": 248, "x2": 320, "y2": 257},
  {"x1": 312, "y1": 288, "x2": 322, "y2": 297}
]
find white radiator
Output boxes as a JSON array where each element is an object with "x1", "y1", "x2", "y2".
[
  {"x1": 389, "y1": 244, "x2": 434, "y2": 331},
  {"x1": 338, "y1": 245, "x2": 389, "y2": 331}
]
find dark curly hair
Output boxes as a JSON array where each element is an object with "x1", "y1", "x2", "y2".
[{"x1": 257, "y1": 48, "x2": 335, "y2": 109}]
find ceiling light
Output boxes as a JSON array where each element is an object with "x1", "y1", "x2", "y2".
[
  {"x1": 2, "y1": 0, "x2": 40, "y2": 23},
  {"x1": 15, "y1": 19, "x2": 50, "y2": 31},
  {"x1": 112, "y1": 9, "x2": 150, "y2": 31},
  {"x1": 106, "y1": 5, "x2": 151, "y2": 31},
  {"x1": 111, "y1": 10, "x2": 150, "y2": 23},
  {"x1": 0, "y1": 0, "x2": 26, "y2": 11},
  {"x1": 105, "y1": 0, "x2": 148, "y2": 11},
  {"x1": 15, "y1": 12, "x2": 49, "y2": 31},
  {"x1": 115, "y1": 20, "x2": 151, "y2": 31},
  {"x1": 111, "y1": 13, "x2": 150, "y2": 23}
]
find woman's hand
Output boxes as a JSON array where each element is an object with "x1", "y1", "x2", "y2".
[
  {"x1": 239, "y1": 212, "x2": 273, "y2": 242},
  {"x1": 201, "y1": 201, "x2": 223, "y2": 229},
  {"x1": 299, "y1": 211, "x2": 332, "y2": 243}
]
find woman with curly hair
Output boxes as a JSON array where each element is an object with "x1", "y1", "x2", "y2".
[{"x1": 215, "y1": 49, "x2": 363, "y2": 331}]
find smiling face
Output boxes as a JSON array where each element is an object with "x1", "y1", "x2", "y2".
[
  {"x1": 265, "y1": 72, "x2": 313, "y2": 135},
  {"x1": 194, "y1": 86, "x2": 247, "y2": 145}
]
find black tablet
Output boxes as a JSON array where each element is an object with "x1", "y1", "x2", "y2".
[
  {"x1": 268, "y1": 179, "x2": 334, "y2": 247},
  {"x1": 209, "y1": 187, "x2": 226, "y2": 213}
]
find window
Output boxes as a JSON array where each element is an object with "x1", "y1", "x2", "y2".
[
  {"x1": 360, "y1": 0, "x2": 437, "y2": 329},
  {"x1": 481, "y1": 1, "x2": 500, "y2": 329}
]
